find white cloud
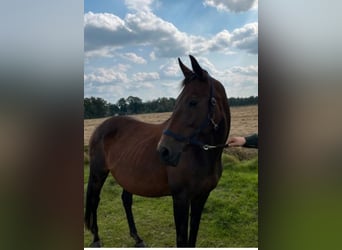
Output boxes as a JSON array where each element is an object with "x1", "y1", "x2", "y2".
[
  {"x1": 84, "y1": 57, "x2": 258, "y2": 103},
  {"x1": 159, "y1": 60, "x2": 180, "y2": 78},
  {"x1": 84, "y1": 9, "x2": 258, "y2": 58},
  {"x1": 84, "y1": 67, "x2": 128, "y2": 84},
  {"x1": 84, "y1": 11, "x2": 190, "y2": 57},
  {"x1": 84, "y1": 1, "x2": 258, "y2": 102},
  {"x1": 188, "y1": 57, "x2": 258, "y2": 95},
  {"x1": 84, "y1": 11, "x2": 128, "y2": 31},
  {"x1": 84, "y1": 46, "x2": 116, "y2": 58},
  {"x1": 84, "y1": 12, "x2": 134, "y2": 51},
  {"x1": 199, "y1": 30, "x2": 232, "y2": 54},
  {"x1": 190, "y1": 23, "x2": 258, "y2": 55},
  {"x1": 220, "y1": 65, "x2": 258, "y2": 89},
  {"x1": 230, "y1": 65, "x2": 258, "y2": 76},
  {"x1": 124, "y1": 0, "x2": 155, "y2": 12},
  {"x1": 122, "y1": 52, "x2": 147, "y2": 64},
  {"x1": 213, "y1": 66, "x2": 258, "y2": 98},
  {"x1": 125, "y1": 11, "x2": 190, "y2": 57},
  {"x1": 84, "y1": 84, "x2": 127, "y2": 104},
  {"x1": 149, "y1": 51, "x2": 156, "y2": 60},
  {"x1": 203, "y1": 0, "x2": 258, "y2": 13},
  {"x1": 132, "y1": 72, "x2": 160, "y2": 81},
  {"x1": 231, "y1": 22, "x2": 258, "y2": 54},
  {"x1": 117, "y1": 64, "x2": 131, "y2": 72}
]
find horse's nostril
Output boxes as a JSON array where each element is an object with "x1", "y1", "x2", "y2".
[
  {"x1": 160, "y1": 147, "x2": 170, "y2": 159},
  {"x1": 158, "y1": 146, "x2": 180, "y2": 166}
]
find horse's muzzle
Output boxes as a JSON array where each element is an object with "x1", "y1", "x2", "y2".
[{"x1": 157, "y1": 145, "x2": 181, "y2": 167}]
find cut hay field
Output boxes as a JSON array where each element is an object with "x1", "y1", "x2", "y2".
[
  {"x1": 83, "y1": 105, "x2": 258, "y2": 247},
  {"x1": 84, "y1": 105, "x2": 258, "y2": 159}
]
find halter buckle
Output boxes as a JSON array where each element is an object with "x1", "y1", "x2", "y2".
[{"x1": 211, "y1": 97, "x2": 216, "y2": 106}]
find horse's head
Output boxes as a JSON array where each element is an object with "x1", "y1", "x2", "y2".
[{"x1": 157, "y1": 55, "x2": 230, "y2": 166}]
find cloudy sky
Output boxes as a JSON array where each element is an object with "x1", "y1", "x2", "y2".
[{"x1": 84, "y1": 0, "x2": 258, "y2": 104}]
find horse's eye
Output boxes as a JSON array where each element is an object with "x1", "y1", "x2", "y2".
[{"x1": 189, "y1": 100, "x2": 198, "y2": 107}]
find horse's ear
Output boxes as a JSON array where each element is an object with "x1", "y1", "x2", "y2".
[
  {"x1": 178, "y1": 57, "x2": 193, "y2": 78},
  {"x1": 189, "y1": 55, "x2": 203, "y2": 78}
]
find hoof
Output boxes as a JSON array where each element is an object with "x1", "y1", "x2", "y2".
[
  {"x1": 135, "y1": 241, "x2": 146, "y2": 247},
  {"x1": 90, "y1": 240, "x2": 101, "y2": 248}
]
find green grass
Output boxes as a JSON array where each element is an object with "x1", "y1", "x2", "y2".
[{"x1": 84, "y1": 153, "x2": 258, "y2": 247}]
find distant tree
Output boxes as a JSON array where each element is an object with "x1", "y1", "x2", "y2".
[
  {"x1": 84, "y1": 95, "x2": 257, "y2": 118},
  {"x1": 142, "y1": 97, "x2": 175, "y2": 113},
  {"x1": 228, "y1": 96, "x2": 258, "y2": 106},
  {"x1": 107, "y1": 103, "x2": 119, "y2": 116},
  {"x1": 116, "y1": 98, "x2": 128, "y2": 115},
  {"x1": 126, "y1": 96, "x2": 143, "y2": 114},
  {"x1": 84, "y1": 97, "x2": 108, "y2": 119},
  {"x1": 84, "y1": 98, "x2": 91, "y2": 118},
  {"x1": 142, "y1": 100, "x2": 154, "y2": 113}
]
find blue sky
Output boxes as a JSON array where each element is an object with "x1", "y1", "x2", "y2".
[{"x1": 84, "y1": 0, "x2": 258, "y2": 104}]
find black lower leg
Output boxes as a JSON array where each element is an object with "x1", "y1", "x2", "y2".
[
  {"x1": 121, "y1": 189, "x2": 145, "y2": 247},
  {"x1": 172, "y1": 193, "x2": 190, "y2": 247},
  {"x1": 188, "y1": 193, "x2": 210, "y2": 247}
]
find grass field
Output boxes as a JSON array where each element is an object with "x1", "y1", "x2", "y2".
[{"x1": 83, "y1": 105, "x2": 258, "y2": 247}]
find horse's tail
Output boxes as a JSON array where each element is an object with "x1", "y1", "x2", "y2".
[{"x1": 84, "y1": 126, "x2": 110, "y2": 232}]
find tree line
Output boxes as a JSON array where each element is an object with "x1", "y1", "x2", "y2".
[{"x1": 84, "y1": 95, "x2": 258, "y2": 119}]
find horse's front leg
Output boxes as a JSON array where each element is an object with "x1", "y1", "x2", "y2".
[
  {"x1": 172, "y1": 193, "x2": 190, "y2": 247},
  {"x1": 188, "y1": 192, "x2": 210, "y2": 247}
]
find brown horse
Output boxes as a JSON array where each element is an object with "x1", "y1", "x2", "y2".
[{"x1": 84, "y1": 55, "x2": 231, "y2": 247}]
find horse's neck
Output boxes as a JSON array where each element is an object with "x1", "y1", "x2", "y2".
[{"x1": 162, "y1": 117, "x2": 171, "y2": 127}]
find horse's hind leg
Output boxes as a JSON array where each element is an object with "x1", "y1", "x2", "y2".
[
  {"x1": 84, "y1": 162, "x2": 109, "y2": 247},
  {"x1": 121, "y1": 189, "x2": 145, "y2": 247}
]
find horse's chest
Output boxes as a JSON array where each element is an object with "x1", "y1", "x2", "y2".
[
  {"x1": 167, "y1": 163, "x2": 221, "y2": 195},
  {"x1": 193, "y1": 169, "x2": 221, "y2": 193}
]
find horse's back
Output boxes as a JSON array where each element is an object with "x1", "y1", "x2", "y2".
[{"x1": 90, "y1": 116, "x2": 171, "y2": 197}]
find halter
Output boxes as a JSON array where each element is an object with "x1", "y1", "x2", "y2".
[{"x1": 163, "y1": 75, "x2": 228, "y2": 150}]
